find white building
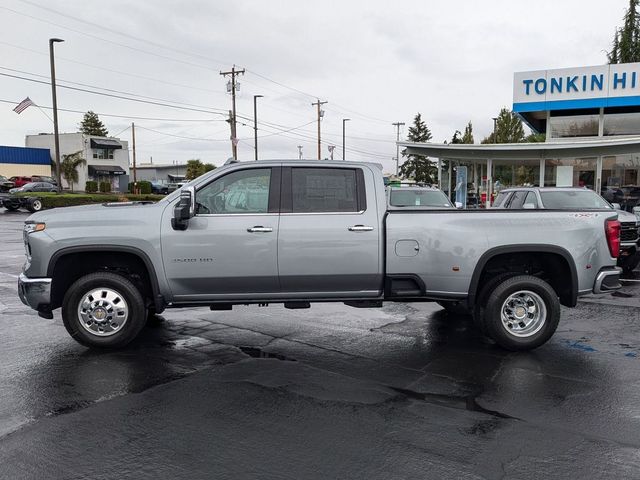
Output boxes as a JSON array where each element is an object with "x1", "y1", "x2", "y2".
[{"x1": 25, "y1": 133, "x2": 130, "y2": 192}]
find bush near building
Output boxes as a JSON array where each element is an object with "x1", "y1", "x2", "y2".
[
  {"x1": 85, "y1": 181, "x2": 98, "y2": 193},
  {"x1": 16, "y1": 192, "x2": 165, "y2": 208},
  {"x1": 128, "y1": 181, "x2": 152, "y2": 194},
  {"x1": 99, "y1": 181, "x2": 112, "y2": 193}
]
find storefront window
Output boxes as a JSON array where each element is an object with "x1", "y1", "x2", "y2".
[
  {"x1": 544, "y1": 157, "x2": 597, "y2": 189},
  {"x1": 549, "y1": 115, "x2": 599, "y2": 138},
  {"x1": 492, "y1": 159, "x2": 540, "y2": 190},
  {"x1": 603, "y1": 112, "x2": 640, "y2": 136}
]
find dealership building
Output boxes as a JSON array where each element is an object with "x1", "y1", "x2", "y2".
[{"x1": 399, "y1": 62, "x2": 640, "y2": 207}]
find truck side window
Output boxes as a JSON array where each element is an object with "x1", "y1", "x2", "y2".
[
  {"x1": 195, "y1": 168, "x2": 271, "y2": 215},
  {"x1": 507, "y1": 191, "x2": 527, "y2": 209},
  {"x1": 291, "y1": 168, "x2": 360, "y2": 213},
  {"x1": 523, "y1": 191, "x2": 539, "y2": 209},
  {"x1": 493, "y1": 192, "x2": 512, "y2": 208}
]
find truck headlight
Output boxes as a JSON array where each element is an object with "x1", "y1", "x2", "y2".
[{"x1": 24, "y1": 222, "x2": 46, "y2": 235}]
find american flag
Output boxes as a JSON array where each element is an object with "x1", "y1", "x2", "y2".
[{"x1": 13, "y1": 97, "x2": 35, "y2": 114}]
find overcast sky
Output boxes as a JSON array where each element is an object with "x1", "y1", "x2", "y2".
[{"x1": 0, "y1": 0, "x2": 626, "y2": 172}]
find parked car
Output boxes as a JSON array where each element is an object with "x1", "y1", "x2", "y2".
[
  {"x1": 9, "y1": 175, "x2": 57, "y2": 188},
  {"x1": 494, "y1": 187, "x2": 640, "y2": 274},
  {"x1": 19, "y1": 161, "x2": 620, "y2": 351},
  {"x1": 10, "y1": 182, "x2": 59, "y2": 194},
  {"x1": 167, "y1": 182, "x2": 186, "y2": 193},
  {"x1": 0, "y1": 175, "x2": 15, "y2": 192},
  {"x1": 387, "y1": 186, "x2": 454, "y2": 209},
  {"x1": 150, "y1": 182, "x2": 169, "y2": 195}
]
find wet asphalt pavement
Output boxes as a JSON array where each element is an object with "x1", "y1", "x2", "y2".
[{"x1": 1, "y1": 210, "x2": 640, "y2": 479}]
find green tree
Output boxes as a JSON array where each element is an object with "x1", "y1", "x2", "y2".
[
  {"x1": 481, "y1": 108, "x2": 525, "y2": 144},
  {"x1": 525, "y1": 132, "x2": 546, "y2": 142},
  {"x1": 451, "y1": 121, "x2": 474, "y2": 144},
  {"x1": 185, "y1": 159, "x2": 203, "y2": 180},
  {"x1": 608, "y1": 0, "x2": 640, "y2": 63},
  {"x1": 399, "y1": 113, "x2": 437, "y2": 183},
  {"x1": 60, "y1": 151, "x2": 86, "y2": 192},
  {"x1": 203, "y1": 163, "x2": 216, "y2": 173},
  {"x1": 79, "y1": 111, "x2": 109, "y2": 136}
]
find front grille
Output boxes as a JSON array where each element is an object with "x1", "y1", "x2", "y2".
[{"x1": 621, "y1": 222, "x2": 639, "y2": 242}]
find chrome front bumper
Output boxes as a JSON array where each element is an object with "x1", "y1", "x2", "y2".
[
  {"x1": 18, "y1": 273, "x2": 52, "y2": 310},
  {"x1": 593, "y1": 268, "x2": 622, "y2": 294}
]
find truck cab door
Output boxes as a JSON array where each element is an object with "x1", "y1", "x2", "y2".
[
  {"x1": 277, "y1": 166, "x2": 382, "y2": 297},
  {"x1": 160, "y1": 166, "x2": 280, "y2": 302}
]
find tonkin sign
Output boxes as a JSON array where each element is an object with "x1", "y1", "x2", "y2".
[{"x1": 513, "y1": 62, "x2": 640, "y2": 113}]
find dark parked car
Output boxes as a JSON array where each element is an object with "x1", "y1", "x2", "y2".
[
  {"x1": 9, "y1": 182, "x2": 59, "y2": 194},
  {"x1": 0, "y1": 175, "x2": 15, "y2": 192},
  {"x1": 150, "y1": 182, "x2": 169, "y2": 195}
]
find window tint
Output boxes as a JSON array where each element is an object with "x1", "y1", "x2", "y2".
[
  {"x1": 291, "y1": 168, "x2": 358, "y2": 212},
  {"x1": 523, "y1": 191, "x2": 539, "y2": 208},
  {"x1": 492, "y1": 192, "x2": 512, "y2": 208},
  {"x1": 539, "y1": 190, "x2": 612, "y2": 209},
  {"x1": 508, "y1": 191, "x2": 528, "y2": 209},
  {"x1": 195, "y1": 168, "x2": 271, "y2": 214},
  {"x1": 389, "y1": 189, "x2": 453, "y2": 207}
]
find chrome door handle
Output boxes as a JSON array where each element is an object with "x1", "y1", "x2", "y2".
[
  {"x1": 348, "y1": 225, "x2": 374, "y2": 232},
  {"x1": 247, "y1": 226, "x2": 273, "y2": 233}
]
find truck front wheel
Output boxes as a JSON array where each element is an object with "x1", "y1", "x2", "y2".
[
  {"x1": 61, "y1": 272, "x2": 147, "y2": 349},
  {"x1": 483, "y1": 275, "x2": 560, "y2": 351}
]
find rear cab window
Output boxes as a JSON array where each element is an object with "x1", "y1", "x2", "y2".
[{"x1": 282, "y1": 167, "x2": 367, "y2": 213}]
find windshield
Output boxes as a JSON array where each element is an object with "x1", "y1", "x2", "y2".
[
  {"x1": 389, "y1": 189, "x2": 453, "y2": 208},
  {"x1": 539, "y1": 190, "x2": 612, "y2": 209}
]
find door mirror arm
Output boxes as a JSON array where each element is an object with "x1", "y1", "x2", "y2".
[{"x1": 172, "y1": 186, "x2": 195, "y2": 230}]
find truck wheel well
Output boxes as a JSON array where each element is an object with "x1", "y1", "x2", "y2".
[
  {"x1": 49, "y1": 251, "x2": 156, "y2": 310},
  {"x1": 472, "y1": 251, "x2": 576, "y2": 307}
]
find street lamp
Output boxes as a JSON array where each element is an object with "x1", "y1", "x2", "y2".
[
  {"x1": 49, "y1": 38, "x2": 64, "y2": 190},
  {"x1": 342, "y1": 118, "x2": 350, "y2": 160},
  {"x1": 253, "y1": 95, "x2": 263, "y2": 161}
]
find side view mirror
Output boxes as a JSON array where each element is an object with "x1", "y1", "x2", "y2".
[
  {"x1": 522, "y1": 203, "x2": 536, "y2": 210},
  {"x1": 612, "y1": 203, "x2": 622, "y2": 210},
  {"x1": 172, "y1": 186, "x2": 195, "y2": 231},
  {"x1": 454, "y1": 201, "x2": 463, "y2": 209}
]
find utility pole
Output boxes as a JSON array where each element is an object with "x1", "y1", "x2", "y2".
[
  {"x1": 220, "y1": 65, "x2": 245, "y2": 160},
  {"x1": 131, "y1": 122, "x2": 137, "y2": 194},
  {"x1": 311, "y1": 99, "x2": 327, "y2": 160},
  {"x1": 342, "y1": 118, "x2": 350, "y2": 160},
  {"x1": 253, "y1": 94, "x2": 263, "y2": 161},
  {"x1": 328, "y1": 145, "x2": 335, "y2": 160},
  {"x1": 297, "y1": 145, "x2": 303, "y2": 160},
  {"x1": 392, "y1": 122, "x2": 405, "y2": 176},
  {"x1": 49, "y1": 38, "x2": 64, "y2": 190}
]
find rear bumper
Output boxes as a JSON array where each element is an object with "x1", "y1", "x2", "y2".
[
  {"x1": 593, "y1": 267, "x2": 622, "y2": 294},
  {"x1": 18, "y1": 273, "x2": 52, "y2": 310}
]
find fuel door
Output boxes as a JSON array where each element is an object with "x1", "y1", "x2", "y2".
[{"x1": 395, "y1": 239, "x2": 419, "y2": 257}]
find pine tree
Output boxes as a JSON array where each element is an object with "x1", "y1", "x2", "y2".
[
  {"x1": 79, "y1": 111, "x2": 109, "y2": 136},
  {"x1": 399, "y1": 113, "x2": 437, "y2": 184},
  {"x1": 451, "y1": 121, "x2": 474, "y2": 144},
  {"x1": 608, "y1": 0, "x2": 640, "y2": 63},
  {"x1": 481, "y1": 108, "x2": 525, "y2": 144}
]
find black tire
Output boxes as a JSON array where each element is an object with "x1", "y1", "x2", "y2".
[
  {"x1": 436, "y1": 300, "x2": 470, "y2": 316},
  {"x1": 62, "y1": 272, "x2": 147, "y2": 349},
  {"x1": 26, "y1": 198, "x2": 43, "y2": 213},
  {"x1": 472, "y1": 272, "x2": 517, "y2": 335},
  {"x1": 483, "y1": 275, "x2": 560, "y2": 351},
  {"x1": 3, "y1": 200, "x2": 20, "y2": 211}
]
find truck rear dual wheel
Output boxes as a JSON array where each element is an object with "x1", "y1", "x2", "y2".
[
  {"x1": 482, "y1": 275, "x2": 560, "y2": 351},
  {"x1": 62, "y1": 272, "x2": 147, "y2": 349}
]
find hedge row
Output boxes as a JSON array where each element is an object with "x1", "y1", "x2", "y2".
[
  {"x1": 128, "y1": 181, "x2": 153, "y2": 194},
  {"x1": 17, "y1": 192, "x2": 165, "y2": 208}
]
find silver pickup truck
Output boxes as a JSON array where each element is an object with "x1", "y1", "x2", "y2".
[{"x1": 19, "y1": 160, "x2": 622, "y2": 351}]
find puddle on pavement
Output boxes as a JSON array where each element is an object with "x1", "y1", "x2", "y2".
[{"x1": 239, "y1": 346, "x2": 296, "y2": 362}]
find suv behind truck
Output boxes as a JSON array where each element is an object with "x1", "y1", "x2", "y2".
[{"x1": 19, "y1": 160, "x2": 622, "y2": 351}]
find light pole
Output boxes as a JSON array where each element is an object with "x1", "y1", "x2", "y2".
[
  {"x1": 342, "y1": 118, "x2": 350, "y2": 160},
  {"x1": 392, "y1": 122, "x2": 405, "y2": 176},
  {"x1": 253, "y1": 94, "x2": 263, "y2": 161},
  {"x1": 49, "y1": 38, "x2": 64, "y2": 190},
  {"x1": 492, "y1": 117, "x2": 498, "y2": 143}
]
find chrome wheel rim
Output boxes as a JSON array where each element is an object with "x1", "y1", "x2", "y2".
[
  {"x1": 77, "y1": 288, "x2": 129, "y2": 337},
  {"x1": 32, "y1": 200, "x2": 42, "y2": 211},
  {"x1": 500, "y1": 290, "x2": 546, "y2": 338}
]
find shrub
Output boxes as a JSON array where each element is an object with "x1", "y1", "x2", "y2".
[
  {"x1": 85, "y1": 181, "x2": 98, "y2": 193},
  {"x1": 99, "y1": 181, "x2": 111, "y2": 193},
  {"x1": 128, "y1": 181, "x2": 153, "y2": 194},
  {"x1": 37, "y1": 193, "x2": 165, "y2": 209}
]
